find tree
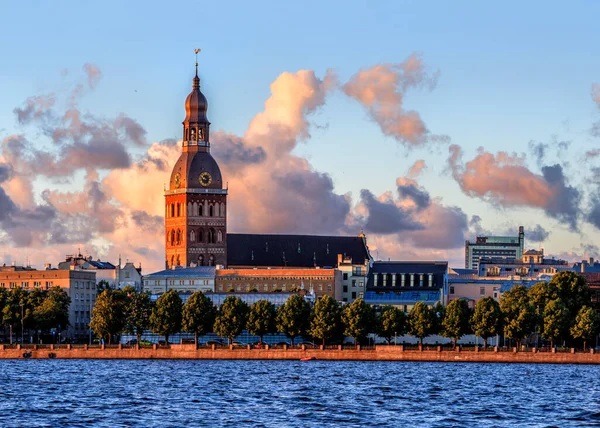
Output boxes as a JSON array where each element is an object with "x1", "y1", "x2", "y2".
[
  {"x1": 500, "y1": 285, "x2": 536, "y2": 348},
  {"x1": 182, "y1": 291, "x2": 216, "y2": 345},
  {"x1": 528, "y1": 281, "x2": 557, "y2": 337},
  {"x1": 276, "y1": 294, "x2": 310, "y2": 346},
  {"x1": 246, "y1": 299, "x2": 276, "y2": 344},
  {"x1": 90, "y1": 289, "x2": 126, "y2": 345},
  {"x1": 431, "y1": 302, "x2": 446, "y2": 336},
  {"x1": 124, "y1": 290, "x2": 153, "y2": 345},
  {"x1": 471, "y1": 297, "x2": 502, "y2": 349},
  {"x1": 3, "y1": 288, "x2": 28, "y2": 343},
  {"x1": 570, "y1": 306, "x2": 599, "y2": 351},
  {"x1": 213, "y1": 296, "x2": 249, "y2": 345},
  {"x1": 35, "y1": 287, "x2": 71, "y2": 334},
  {"x1": 551, "y1": 271, "x2": 590, "y2": 317},
  {"x1": 376, "y1": 306, "x2": 406, "y2": 345},
  {"x1": 149, "y1": 290, "x2": 183, "y2": 345},
  {"x1": 309, "y1": 295, "x2": 341, "y2": 346},
  {"x1": 442, "y1": 299, "x2": 470, "y2": 349},
  {"x1": 407, "y1": 302, "x2": 435, "y2": 346},
  {"x1": 542, "y1": 299, "x2": 570, "y2": 349},
  {"x1": 97, "y1": 280, "x2": 111, "y2": 293},
  {"x1": 342, "y1": 298, "x2": 375, "y2": 345}
]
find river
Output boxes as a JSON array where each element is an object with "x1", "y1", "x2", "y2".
[{"x1": 1, "y1": 360, "x2": 599, "y2": 426}]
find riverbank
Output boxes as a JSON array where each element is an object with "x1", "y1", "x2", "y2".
[{"x1": 2, "y1": 344, "x2": 600, "y2": 364}]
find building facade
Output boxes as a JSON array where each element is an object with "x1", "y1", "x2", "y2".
[
  {"x1": 56, "y1": 254, "x2": 142, "y2": 289},
  {"x1": 215, "y1": 268, "x2": 341, "y2": 300},
  {"x1": 165, "y1": 64, "x2": 227, "y2": 269},
  {"x1": 0, "y1": 266, "x2": 96, "y2": 338},
  {"x1": 142, "y1": 267, "x2": 216, "y2": 295},
  {"x1": 364, "y1": 261, "x2": 448, "y2": 311},
  {"x1": 465, "y1": 226, "x2": 525, "y2": 269},
  {"x1": 337, "y1": 254, "x2": 368, "y2": 303}
]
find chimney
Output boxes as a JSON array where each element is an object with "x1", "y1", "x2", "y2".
[{"x1": 44, "y1": 263, "x2": 51, "y2": 270}]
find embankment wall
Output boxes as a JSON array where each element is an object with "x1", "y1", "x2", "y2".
[{"x1": 2, "y1": 344, "x2": 600, "y2": 364}]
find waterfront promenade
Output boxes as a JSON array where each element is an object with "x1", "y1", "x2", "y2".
[{"x1": 3, "y1": 344, "x2": 600, "y2": 364}]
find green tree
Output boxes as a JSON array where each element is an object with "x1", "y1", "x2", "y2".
[
  {"x1": 442, "y1": 299, "x2": 470, "y2": 349},
  {"x1": 342, "y1": 298, "x2": 375, "y2": 345},
  {"x1": 3, "y1": 288, "x2": 28, "y2": 343},
  {"x1": 376, "y1": 305, "x2": 406, "y2": 345},
  {"x1": 500, "y1": 285, "x2": 536, "y2": 348},
  {"x1": 431, "y1": 302, "x2": 446, "y2": 335},
  {"x1": 96, "y1": 280, "x2": 111, "y2": 293},
  {"x1": 570, "y1": 306, "x2": 599, "y2": 350},
  {"x1": 124, "y1": 290, "x2": 153, "y2": 345},
  {"x1": 90, "y1": 289, "x2": 126, "y2": 345},
  {"x1": 471, "y1": 297, "x2": 502, "y2": 349},
  {"x1": 309, "y1": 295, "x2": 341, "y2": 346},
  {"x1": 276, "y1": 294, "x2": 310, "y2": 346},
  {"x1": 408, "y1": 302, "x2": 435, "y2": 346},
  {"x1": 542, "y1": 299, "x2": 570, "y2": 349},
  {"x1": 35, "y1": 287, "x2": 71, "y2": 334},
  {"x1": 551, "y1": 271, "x2": 590, "y2": 317},
  {"x1": 528, "y1": 281, "x2": 557, "y2": 337},
  {"x1": 182, "y1": 291, "x2": 216, "y2": 345},
  {"x1": 26, "y1": 288, "x2": 47, "y2": 333},
  {"x1": 149, "y1": 289, "x2": 183, "y2": 345},
  {"x1": 246, "y1": 299, "x2": 276, "y2": 344},
  {"x1": 213, "y1": 296, "x2": 249, "y2": 345}
]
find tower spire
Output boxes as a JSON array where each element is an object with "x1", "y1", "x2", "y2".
[{"x1": 193, "y1": 48, "x2": 201, "y2": 89}]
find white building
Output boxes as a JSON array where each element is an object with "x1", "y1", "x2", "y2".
[
  {"x1": 337, "y1": 254, "x2": 368, "y2": 303},
  {"x1": 55, "y1": 254, "x2": 143, "y2": 290},
  {"x1": 143, "y1": 266, "x2": 216, "y2": 294}
]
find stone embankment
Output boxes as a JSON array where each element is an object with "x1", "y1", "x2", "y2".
[{"x1": 2, "y1": 344, "x2": 600, "y2": 364}]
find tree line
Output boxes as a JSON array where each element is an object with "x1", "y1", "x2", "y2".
[
  {"x1": 0, "y1": 287, "x2": 71, "y2": 343},
  {"x1": 90, "y1": 271, "x2": 599, "y2": 349}
]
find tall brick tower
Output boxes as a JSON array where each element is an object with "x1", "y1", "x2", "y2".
[{"x1": 164, "y1": 62, "x2": 227, "y2": 268}]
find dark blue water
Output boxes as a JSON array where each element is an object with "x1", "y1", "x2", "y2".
[{"x1": 1, "y1": 360, "x2": 599, "y2": 427}]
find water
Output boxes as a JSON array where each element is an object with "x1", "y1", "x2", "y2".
[{"x1": 1, "y1": 360, "x2": 599, "y2": 427}]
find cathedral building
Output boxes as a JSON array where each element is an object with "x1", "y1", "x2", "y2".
[
  {"x1": 162, "y1": 64, "x2": 371, "y2": 303},
  {"x1": 165, "y1": 64, "x2": 227, "y2": 269}
]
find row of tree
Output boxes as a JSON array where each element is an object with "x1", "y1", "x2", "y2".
[
  {"x1": 90, "y1": 272, "x2": 599, "y2": 349},
  {"x1": 0, "y1": 287, "x2": 71, "y2": 342}
]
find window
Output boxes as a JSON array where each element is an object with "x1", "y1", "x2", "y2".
[
  {"x1": 74, "y1": 282, "x2": 79, "y2": 289},
  {"x1": 410, "y1": 274, "x2": 414, "y2": 287},
  {"x1": 351, "y1": 292, "x2": 356, "y2": 299},
  {"x1": 343, "y1": 273, "x2": 348, "y2": 281},
  {"x1": 450, "y1": 286, "x2": 455, "y2": 294},
  {"x1": 382, "y1": 275, "x2": 387, "y2": 287},
  {"x1": 373, "y1": 275, "x2": 378, "y2": 287},
  {"x1": 0, "y1": 283, "x2": 4, "y2": 288},
  {"x1": 419, "y1": 274, "x2": 423, "y2": 287},
  {"x1": 352, "y1": 280, "x2": 356, "y2": 287},
  {"x1": 480, "y1": 287, "x2": 485, "y2": 296},
  {"x1": 359, "y1": 280, "x2": 364, "y2": 288},
  {"x1": 22, "y1": 282, "x2": 29, "y2": 289},
  {"x1": 343, "y1": 285, "x2": 348, "y2": 293},
  {"x1": 327, "y1": 285, "x2": 332, "y2": 292}
]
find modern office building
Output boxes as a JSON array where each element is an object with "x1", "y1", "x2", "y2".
[{"x1": 464, "y1": 226, "x2": 525, "y2": 269}]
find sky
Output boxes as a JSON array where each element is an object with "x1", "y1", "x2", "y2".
[{"x1": 1, "y1": 0, "x2": 600, "y2": 272}]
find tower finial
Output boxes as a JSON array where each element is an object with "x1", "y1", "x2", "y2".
[{"x1": 194, "y1": 48, "x2": 201, "y2": 77}]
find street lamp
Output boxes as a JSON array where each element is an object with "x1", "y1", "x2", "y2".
[{"x1": 20, "y1": 304, "x2": 24, "y2": 345}]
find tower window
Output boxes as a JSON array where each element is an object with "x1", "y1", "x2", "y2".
[
  {"x1": 190, "y1": 230, "x2": 196, "y2": 242},
  {"x1": 209, "y1": 205, "x2": 213, "y2": 217},
  {"x1": 217, "y1": 230, "x2": 223, "y2": 243}
]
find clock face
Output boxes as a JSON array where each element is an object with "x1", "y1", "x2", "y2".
[
  {"x1": 199, "y1": 171, "x2": 212, "y2": 187},
  {"x1": 174, "y1": 173, "x2": 181, "y2": 188}
]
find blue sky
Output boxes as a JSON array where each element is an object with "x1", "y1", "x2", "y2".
[{"x1": 1, "y1": 0, "x2": 599, "y2": 268}]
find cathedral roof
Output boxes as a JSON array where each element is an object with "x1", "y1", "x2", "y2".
[
  {"x1": 169, "y1": 151, "x2": 223, "y2": 190},
  {"x1": 184, "y1": 71, "x2": 209, "y2": 124},
  {"x1": 226, "y1": 234, "x2": 371, "y2": 268}
]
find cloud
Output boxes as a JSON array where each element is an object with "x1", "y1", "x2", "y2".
[
  {"x1": 396, "y1": 177, "x2": 430, "y2": 210},
  {"x1": 526, "y1": 224, "x2": 550, "y2": 243},
  {"x1": 342, "y1": 54, "x2": 444, "y2": 146},
  {"x1": 407, "y1": 159, "x2": 426, "y2": 178},
  {"x1": 449, "y1": 145, "x2": 580, "y2": 230}
]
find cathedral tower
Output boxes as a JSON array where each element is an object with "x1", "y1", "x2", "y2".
[{"x1": 165, "y1": 63, "x2": 227, "y2": 268}]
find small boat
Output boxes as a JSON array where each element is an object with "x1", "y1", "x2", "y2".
[{"x1": 300, "y1": 356, "x2": 315, "y2": 361}]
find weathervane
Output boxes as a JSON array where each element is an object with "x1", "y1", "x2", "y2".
[{"x1": 194, "y1": 48, "x2": 201, "y2": 74}]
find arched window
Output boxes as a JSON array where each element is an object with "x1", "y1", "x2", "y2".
[
  {"x1": 193, "y1": 202, "x2": 198, "y2": 216},
  {"x1": 208, "y1": 255, "x2": 215, "y2": 266},
  {"x1": 209, "y1": 205, "x2": 213, "y2": 217},
  {"x1": 198, "y1": 255, "x2": 204, "y2": 266},
  {"x1": 176, "y1": 229, "x2": 181, "y2": 244},
  {"x1": 176, "y1": 255, "x2": 180, "y2": 266},
  {"x1": 176, "y1": 204, "x2": 180, "y2": 217},
  {"x1": 198, "y1": 229, "x2": 204, "y2": 243},
  {"x1": 214, "y1": 203, "x2": 219, "y2": 217},
  {"x1": 199, "y1": 204, "x2": 203, "y2": 216},
  {"x1": 190, "y1": 230, "x2": 195, "y2": 242},
  {"x1": 170, "y1": 230, "x2": 175, "y2": 246},
  {"x1": 217, "y1": 230, "x2": 223, "y2": 243},
  {"x1": 190, "y1": 128, "x2": 196, "y2": 141},
  {"x1": 170, "y1": 204, "x2": 175, "y2": 218},
  {"x1": 208, "y1": 228, "x2": 216, "y2": 244}
]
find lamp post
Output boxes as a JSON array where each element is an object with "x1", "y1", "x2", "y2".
[{"x1": 20, "y1": 304, "x2": 24, "y2": 345}]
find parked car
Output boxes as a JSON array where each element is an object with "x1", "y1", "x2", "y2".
[
  {"x1": 298, "y1": 341, "x2": 317, "y2": 347},
  {"x1": 273, "y1": 341, "x2": 291, "y2": 346},
  {"x1": 232, "y1": 341, "x2": 247, "y2": 346},
  {"x1": 205, "y1": 339, "x2": 226, "y2": 346},
  {"x1": 126, "y1": 339, "x2": 138, "y2": 345}
]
